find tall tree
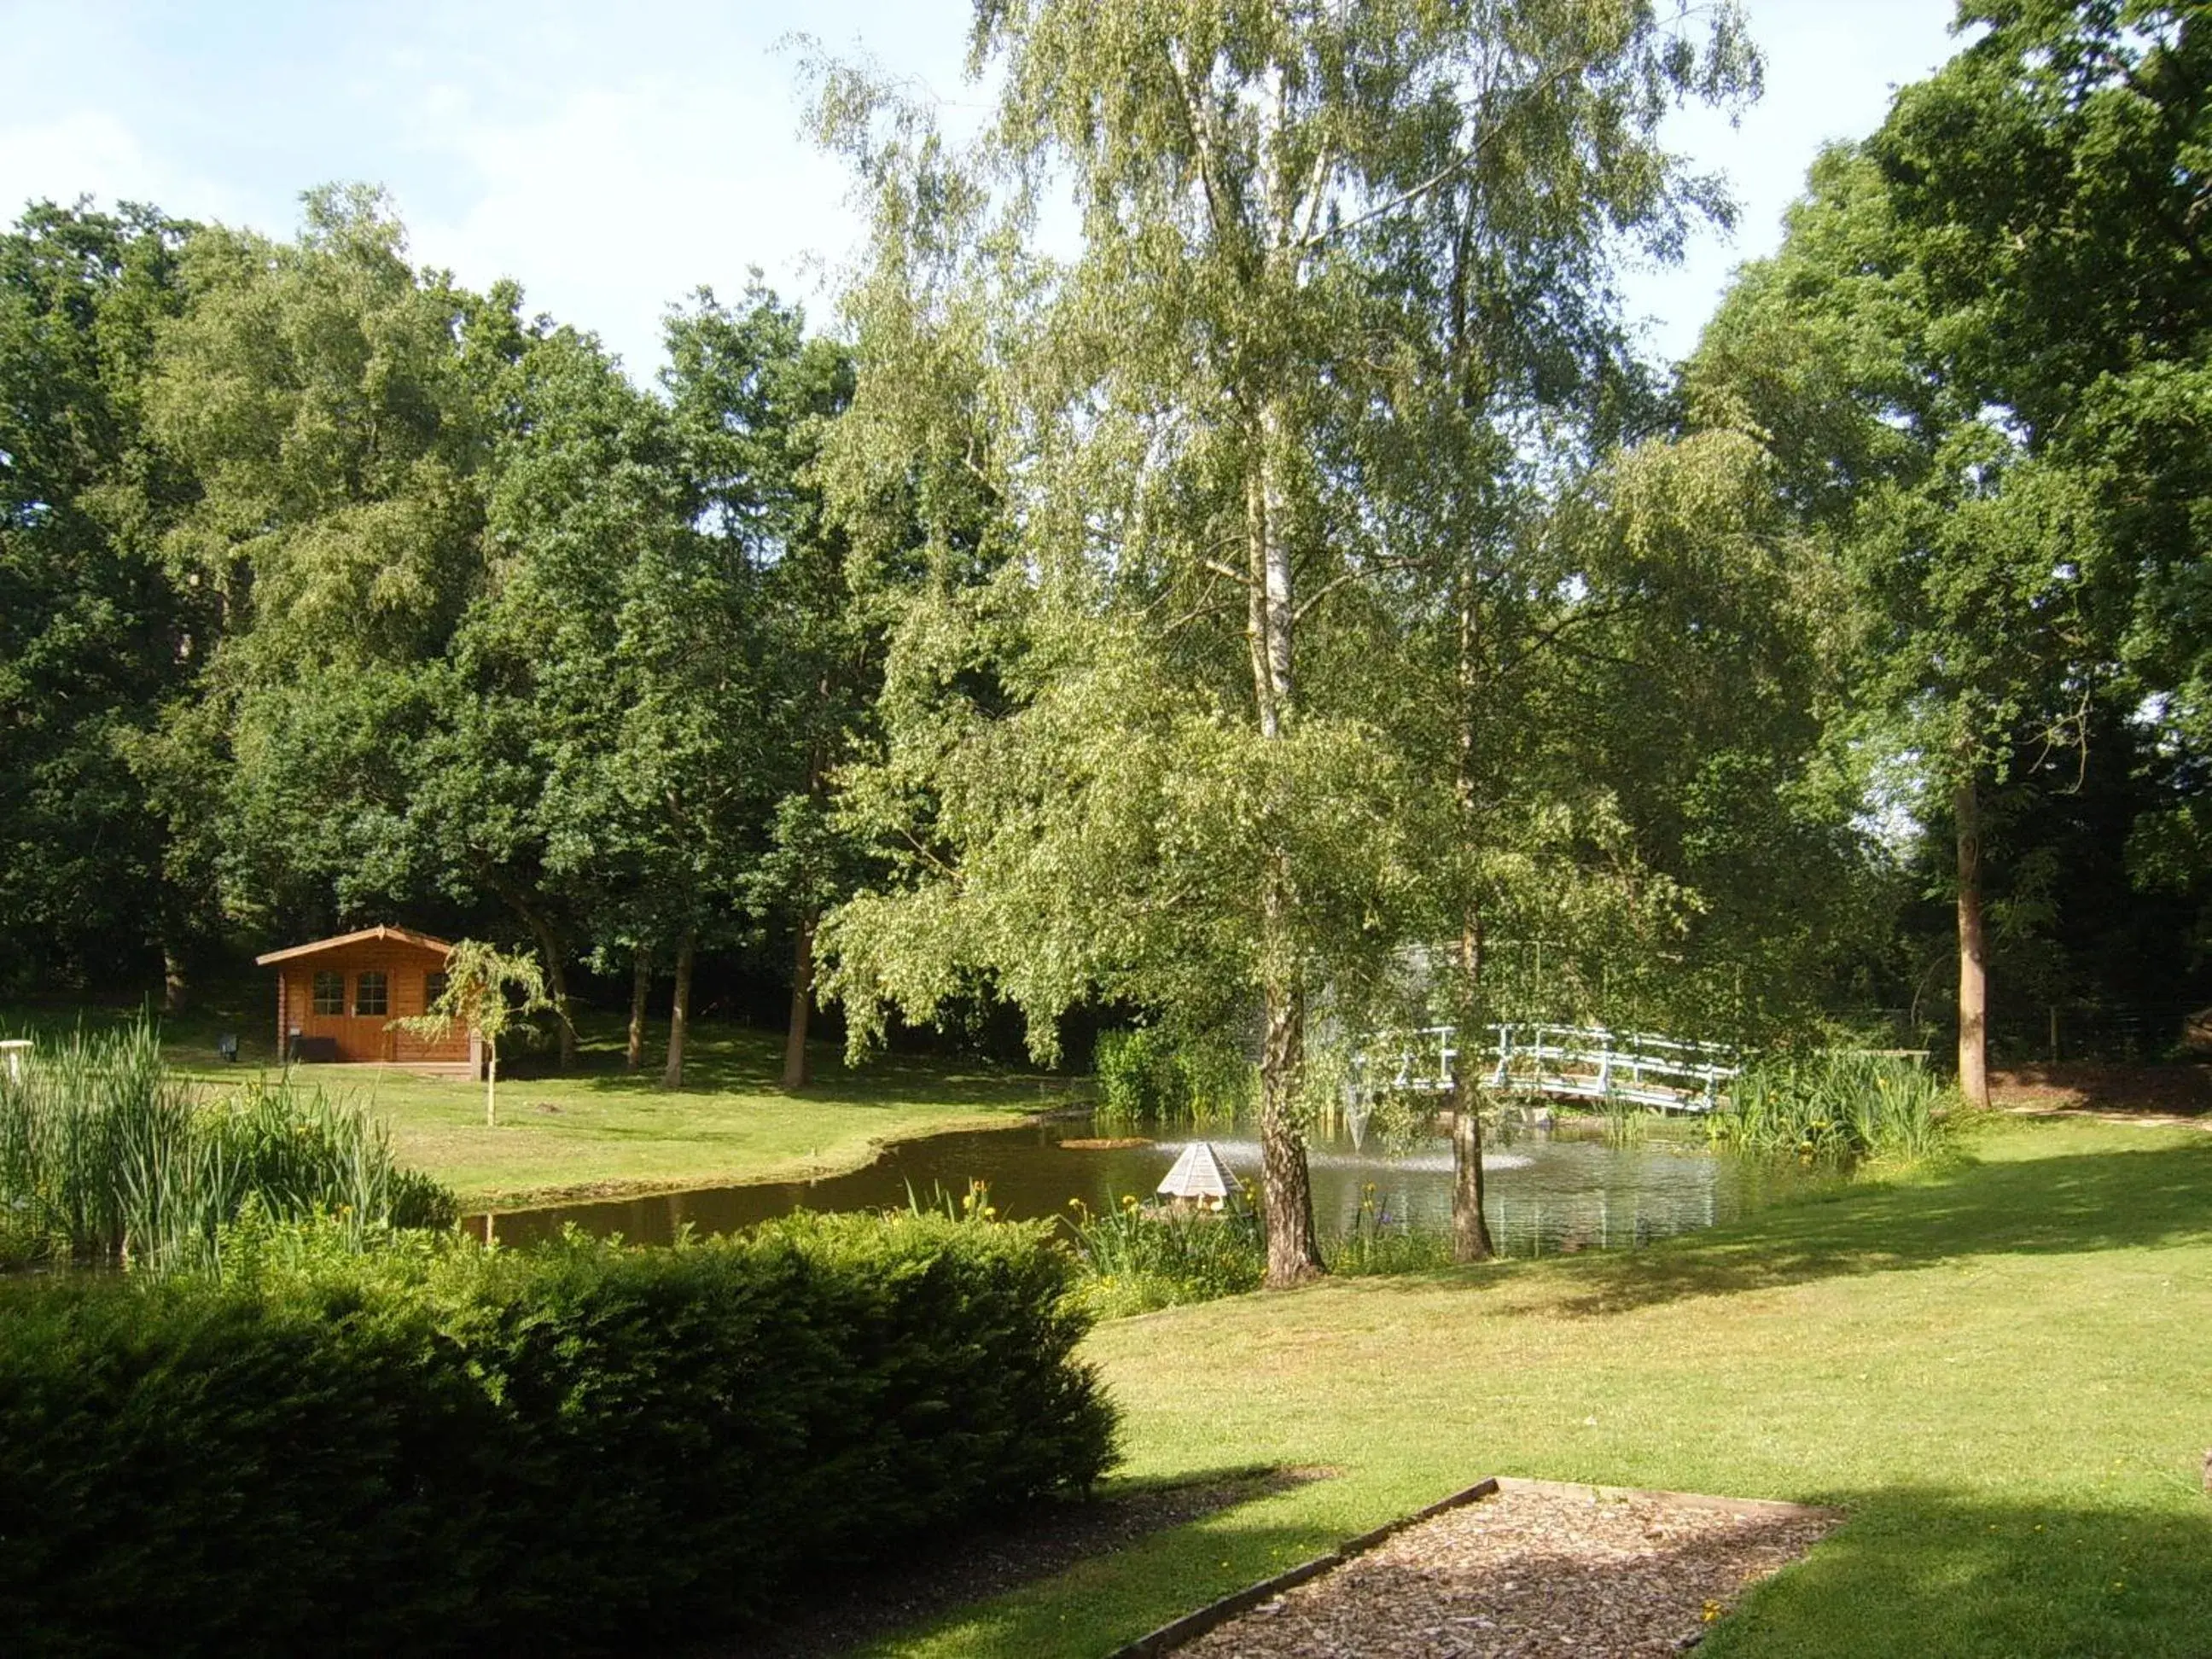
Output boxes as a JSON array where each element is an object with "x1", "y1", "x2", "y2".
[
  {"x1": 0, "y1": 201, "x2": 200, "y2": 995},
  {"x1": 1685, "y1": 0, "x2": 2212, "y2": 1092},
  {"x1": 815, "y1": 0, "x2": 1757, "y2": 1285},
  {"x1": 139, "y1": 186, "x2": 521, "y2": 951},
  {"x1": 1880, "y1": 0, "x2": 2212, "y2": 1058},
  {"x1": 663, "y1": 288, "x2": 863, "y2": 1089}
]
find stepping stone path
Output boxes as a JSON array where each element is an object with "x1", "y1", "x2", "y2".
[{"x1": 1177, "y1": 1483, "x2": 1837, "y2": 1657}]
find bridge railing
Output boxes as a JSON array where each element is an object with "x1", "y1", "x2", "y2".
[
  {"x1": 1346, "y1": 1024, "x2": 1459, "y2": 1100},
  {"x1": 1346, "y1": 1022, "x2": 1741, "y2": 1113},
  {"x1": 1487, "y1": 1022, "x2": 1739, "y2": 1112}
]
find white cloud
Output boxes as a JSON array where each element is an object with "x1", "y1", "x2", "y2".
[
  {"x1": 0, "y1": 0, "x2": 1968, "y2": 382},
  {"x1": 403, "y1": 73, "x2": 857, "y2": 377},
  {"x1": 0, "y1": 108, "x2": 253, "y2": 224}
]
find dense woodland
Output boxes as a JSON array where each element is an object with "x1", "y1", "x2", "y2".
[{"x1": 4, "y1": 0, "x2": 2210, "y2": 1126}]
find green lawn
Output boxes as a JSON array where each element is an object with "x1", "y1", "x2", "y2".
[
  {"x1": 872, "y1": 1115, "x2": 2212, "y2": 1658},
  {"x1": 2, "y1": 1000, "x2": 1069, "y2": 1209}
]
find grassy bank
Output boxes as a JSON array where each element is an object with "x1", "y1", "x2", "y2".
[
  {"x1": 2, "y1": 1006, "x2": 1068, "y2": 1210},
  {"x1": 872, "y1": 1115, "x2": 2212, "y2": 1657}
]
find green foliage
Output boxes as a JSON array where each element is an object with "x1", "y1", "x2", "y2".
[
  {"x1": 1710, "y1": 1051, "x2": 1960, "y2": 1165},
  {"x1": 813, "y1": 0, "x2": 1764, "y2": 1081},
  {"x1": 1060, "y1": 1195, "x2": 1264, "y2": 1319},
  {"x1": 0, "y1": 1209, "x2": 1118, "y2": 1656},
  {"x1": 0, "y1": 1020, "x2": 454, "y2": 1272},
  {"x1": 1062, "y1": 1180, "x2": 1474, "y2": 1315},
  {"x1": 0, "y1": 200, "x2": 201, "y2": 988},
  {"x1": 1325, "y1": 1185, "x2": 1458, "y2": 1278},
  {"x1": 1092, "y1": 1027, "x2": 1253, "y2": 1127}
]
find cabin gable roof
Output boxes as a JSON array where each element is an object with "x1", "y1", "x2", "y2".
[{"x1": 253, "y1": 926, "x2": 455, "y2": 967}]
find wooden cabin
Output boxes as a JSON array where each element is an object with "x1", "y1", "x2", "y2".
[{"x1": 255, "y1": 926, "x2": 479, "y2": 1078}]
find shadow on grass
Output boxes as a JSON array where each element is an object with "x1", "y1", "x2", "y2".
[
  {"x1": 869, "y1": 1481, "x2": 2212, "y2": 1659},
  {"x1": 1993, "y1": 1060, "x2": 2212, "y2": 1118},
  {"x1": 722, "y1": 1465, "x2": 1336, "y2": 1659},
  {"x1": 1535, "y1": 1136, "x2": 2212, "y2": 1317},
  {"x1": 1711, "y1": 1487, "x2": 2212, "y2": 1658}
]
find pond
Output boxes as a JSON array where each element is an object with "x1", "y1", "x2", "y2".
[{"x1": 475, "y1": 1110, "x2": 1814, "y2": 1257}]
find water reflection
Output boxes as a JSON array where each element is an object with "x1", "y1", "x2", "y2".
[{"x1": 475, "y1": 1112, "x2": 1807, "y2": 1258}]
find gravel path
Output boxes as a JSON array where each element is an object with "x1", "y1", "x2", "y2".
[{"x1": 1177, "y1": 1484, "x2": 1837, "y2": 1658}]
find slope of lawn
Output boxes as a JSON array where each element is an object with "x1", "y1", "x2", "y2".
[
  {"x1": 873, "y1": 1115, "x2": 2212, "y2": 1658},
  {"x1": 2, "y1": 1001, "x2": 1068, "y2": 1209}
]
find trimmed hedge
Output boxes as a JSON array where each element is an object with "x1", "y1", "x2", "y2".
[{"x1": 0, "y1": 1213, "x2": 1118, "y2": 1656}]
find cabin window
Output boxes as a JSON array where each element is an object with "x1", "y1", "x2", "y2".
[
  {"x1": 354, "y1": 971, "x2": 388, "y2": 1017},
  {"x1": 424, "y1": 970, "x2": 447, "y2": 1010},
  {"x1": 311, "y1": 971, "x2": 344, "y2": 1016}
]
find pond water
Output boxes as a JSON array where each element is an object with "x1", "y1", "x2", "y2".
[{"x1": 474, "y1": 1111, "x2": 1812, "y2": 1258}]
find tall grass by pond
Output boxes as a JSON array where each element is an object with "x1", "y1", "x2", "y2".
[
  {"x1": 1092, "y1": 1027, "x2": 1253, "y2": 1128},
  {"x1": 1709, "y1": 1049, "x2": 1959, "y2": 1162},
  {"x1": 0, "y1": 1021, "x2": 455, "y2": 1272},
  {"x1": 1061, "y1": 1054, "x2": 1963, "y2": 1315},
  {"x1": 1059, "y1": 1184, "x2": 1461, "y2": 1318}
]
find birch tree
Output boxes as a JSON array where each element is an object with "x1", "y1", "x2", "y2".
[{"x1": 816, "y1": 0, "x2": 1756, "y2": 1285}]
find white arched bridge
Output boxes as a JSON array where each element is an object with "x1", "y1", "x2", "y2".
[{"x1": 1348, "y1": 1022, "x2": 1740, "y2": 1115}]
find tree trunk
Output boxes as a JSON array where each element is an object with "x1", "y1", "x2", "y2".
[
  {"x1": 492, "y1": 876, "x2": 578, "y2": 1074},
  {"x1": 485, "y1": 1039, "x2": 499, "y2": 1128},
  {"x1": 663, "y1": 929, "x2": 695, "y2": 1091},
  {"x1": 161, "y1": 940, "x2": 188, "y2": 1015},
  {"x1": 1245, "y1": 398, "x2": 1324, "y2": 1289},
  {"x1": 544, "y1": 953, "x2": 577, "y2": 1071},
  {"x1": 1452, "y1": 923, "x2": 1494, "y2": 1263},
  {"x1": 1259, "y1": 971, "x2": 1323, "y2": 1286},
  {"x1": 1955, "y1": 771, "x2": 1989, "y2": 1108},
  {"x1": 1451, "y1": 1088, "x2": 1493, "y2": 1263},
  {"x1": 782, "y1": 915, "x2": 816, "y2": 1090},
  {"x1": 626, "y1": 948, "x2": 650, "y2": 1072}
]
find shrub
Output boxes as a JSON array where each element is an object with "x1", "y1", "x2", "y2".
[
  {"x1": 0, "y1": 1021, "x2": 453, "y2": 1271},
  {"x1": 1093, "y1": 1026, "x2": 1179, "y2": 1121},
  {"x1": 0, "y1": 1212, "x2": 1118, "y2": 1656}
]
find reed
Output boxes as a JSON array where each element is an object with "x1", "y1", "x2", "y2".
[
  {"x1": 1059, "y1": 1192, "x2": 1265, "y2": 1316},
  {"x1": 1599, "y1": 1094, "x2": 1656, "y2": 1147},
  {"x1": 1325, "y1": 1183, "x2": 1456, "y2": 1276},
  {"x1": 0, "y1": 1020, "x2": 455, "y2": 1272},
  {"x1": 1710, "y1": 1049, "x2": 1958, "y2": 1164},
  {"x1": 1091, "y1": 1028, "x2": 1253, "y2": 1131}
]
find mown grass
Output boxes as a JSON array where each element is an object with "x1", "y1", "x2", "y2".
[
  {"x1": 866, "y1": 1115, "x2": 2212, "y2": 1657},
  {"x1": 1, "y1": 1001, "x2": 1069, "y2": 1210}
]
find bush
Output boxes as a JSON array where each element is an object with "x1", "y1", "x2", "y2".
[
  {"x1": 0, "y1": 1212, "x2": 1119, "y2": 1656},
  {"x1": 0, "y1": 1021, "x2": 455, "y2": 1271}
]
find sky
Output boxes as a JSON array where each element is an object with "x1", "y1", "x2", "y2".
[{"x1": 1, "y1": 0, "x2": 1965, "y2": 381}]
